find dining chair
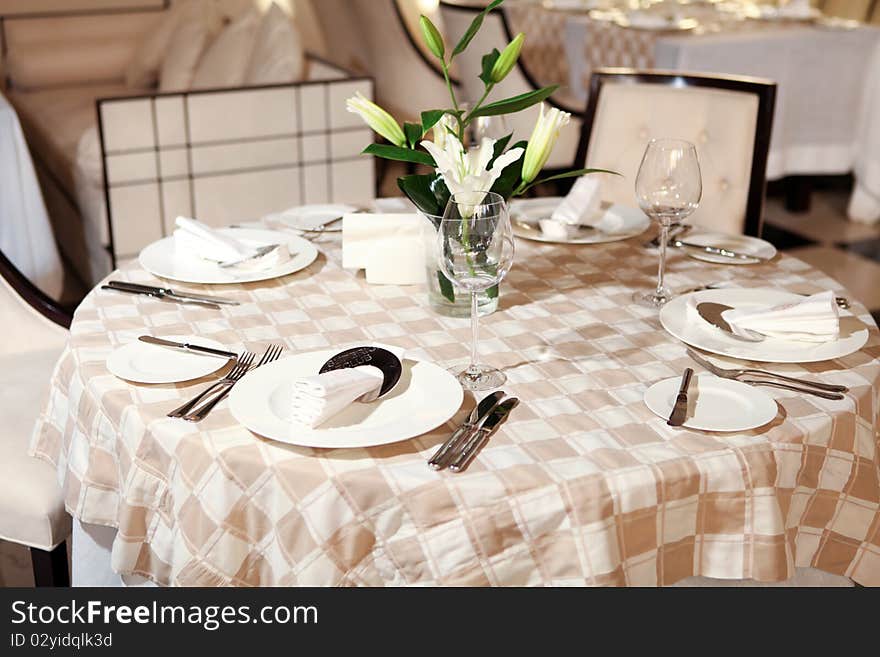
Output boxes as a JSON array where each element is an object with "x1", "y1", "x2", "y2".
[
  {"x1": 438, "y1": 0, "x2": 583, "y2": 172},
  {"x1": 871, "y1": 1, "x2": 880, "y2": 24},
  {"x1": 576, "y1": 69, "x2": 777, "y2": 237},
  {"x1": 0, "y1": 247, "x2": 71, "y2": 586}
]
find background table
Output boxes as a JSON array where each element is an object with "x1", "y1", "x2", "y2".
[
  {"x1": 509, "y1": 4, "x2": 880, "y2": 223},
  {"x1": 0, "y1": 91, "x2": 63, "y2": 298},
  {"x1": 31, "y1": 221, "x2": 880, "y2": 586}
]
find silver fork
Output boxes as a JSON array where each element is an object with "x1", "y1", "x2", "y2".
[
  {"x1": 183, "y1": 344, "x2": 284, "y2": 422},
  {"x1": 686, "y1": 348, "x2": 848, "y2": 396},
  {"x1": 167, "y1": 351, "x2": 256, "y2": 418}
]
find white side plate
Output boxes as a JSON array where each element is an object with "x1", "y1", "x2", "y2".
[
  {"x1": 274, "y1": 204, "x2": 359, "y2": 232},
  {"x1": 107, "y1": 334, "x2": 229, "y2": 384},
  {"x1": 680, "y1": 231, "x2": 777, "y2": 265},
  {"x1": 229, "y1": 349, "x2": 464, "y2": 448},
  {"x1": 644, "y1": 373, "x2": 778, "y2": 432}
]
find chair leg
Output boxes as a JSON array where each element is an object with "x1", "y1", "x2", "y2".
[
  {"x1": 31, "y1": 541, "x2": 70, "y2": 587},
  {"x1": 785, "y1": 175, "x2": 813, "y2": 213}
]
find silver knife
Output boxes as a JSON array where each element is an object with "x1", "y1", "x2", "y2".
[
  {"x1": 667, "y1": 368, "x2": 694, "y2": 427},
  {"x1": 139, "y1": 336, "x2": 239, "y2": 360},
  {"x1": 449, "y1": 397, "x2": 519, "y2": 473},
  {"x1": 672, "y1": 240, "x2": 769, "y2": 262},
  {"x1": 428, "y1": 391, "x2": 505, "y2": 470},
  {"x1": 104, "y1": 281, "x2": 240, "y2": 306}
]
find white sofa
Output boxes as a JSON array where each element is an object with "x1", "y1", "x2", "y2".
[{"x1": 2, "y1": 0, "x2": 375, "y2": 287}]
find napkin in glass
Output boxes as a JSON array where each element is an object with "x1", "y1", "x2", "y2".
[
  {"x1": 722, "y1": 290, "x2": 840, "y2": 342},
  {"x1": 173, "y1": 216, "x2": 290, "y2": 271}
]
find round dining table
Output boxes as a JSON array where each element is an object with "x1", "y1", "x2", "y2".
[{"x1": 31, "y1": 212, "x2": 880, "y2": 587}]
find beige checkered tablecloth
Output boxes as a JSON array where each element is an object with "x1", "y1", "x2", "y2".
[{"x1": 31, "y1": 224, "x2": 880, "y2": 586}]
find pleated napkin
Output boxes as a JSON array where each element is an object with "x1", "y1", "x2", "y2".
[
  {"x1": 290, "y1": 366, "x2": 385, "y2": 428},
  {"x1": 722, "y1": 290, "x2": 840, "y2": 342},
  {"x1": 173, "y1": 216, "x2": 289, "y2": 271}
]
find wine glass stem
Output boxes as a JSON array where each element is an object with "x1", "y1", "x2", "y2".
[
  {"x1": 469, "y1": 291, "x2": 479, "y2": 376},
  {"x1": 656, "y1": 219, "x2": 669, "y2": 296}
]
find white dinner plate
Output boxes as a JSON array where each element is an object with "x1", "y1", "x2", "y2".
[
  {"x1": 680, "y1": 231, "x2": 777, "y2": 265},
  {"x1": 139, "y1": 228, "x2": 318, "y2": 285},
  {"x1": 660, "y1": 288, "x2": 870, "y2": 363},
  {"x1": 229, "y1": 348, "x2": 464, "y2": 448},
  {"x1": 107, "y1": 334, "x2": 230, "y2": 384},
  {"x1": 510, "y1": 197, "x2": 650, "y2": 244},
  {"x1": 274, "y1": 204, "x2": 359, "y2": 232},
  {"x1": 644, "y1": 373, "x2": 778, "y2": 432}
]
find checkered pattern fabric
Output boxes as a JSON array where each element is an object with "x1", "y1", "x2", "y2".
[{"x1": 31, "y1": 221, "x2": 880, "y2": 586}]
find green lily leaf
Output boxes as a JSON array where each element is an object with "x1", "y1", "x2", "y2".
[
  {"x1": 363, "y1": 143, "x2": 435, "y2": 167},
  {"x1": 488, "y1": 133, "x2": 512, "y2": 168},
  {"x1": 486, "y1": 284, "x2": 499, "y2": 300},
  {"x1": 404, "y1": 122, "x2": 423, "y2": 149},
  {"x1": 517, "y1": 167, "x2": 620, "y2": 194},
  {"x1": 479, "y1": 48, "x2": 501, "y2": 86},
  {"x1": 437, "y1": 271, "x2": 456, "y2": 303},
  {"x1": 489, "y1": 139, "x2": 528, "y2": 200},
  {"x1": 397, "y1": 173, "x2": 450, "y2": 219},
  {"x1": 420, "y1": 109, "x2": 447, "y2": 136},
  {"x1": 470, "y1": 85, "x2": 559, "y2": 118},
  {"x1": 451, "y1": 0, "x2": 505, "y2": 58}
]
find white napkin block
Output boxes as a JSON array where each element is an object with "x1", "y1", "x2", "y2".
[
  {"x1": 721, "y1": 290, "x2": 840, "y2": 342},
  {"x1": 291, "y1": 365, "x2": 384, "y2": 428},
  {"x1": 552, "y1": 175, "x2": 602, "y2": 225},
  {"x1": 342, "y1": 213, "x2": 427, "y2": 285}
]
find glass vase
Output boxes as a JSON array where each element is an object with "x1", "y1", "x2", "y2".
[{"x1": 420, "y1": 212, "x2": 499, "y2": 318}]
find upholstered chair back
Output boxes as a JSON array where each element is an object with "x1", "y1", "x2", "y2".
[
  {"x1": 580, "y1": 71, "x2": 776, "y2": 237},
  {"x1": 342, "y1": 0, "x2": 454, "y2": 122},
  {"x1": 0, "y1": 255, "x2": 68, "y2": 357},
  {"x1": 439, "y1": 1, "x2": 581, "y2": 170}
]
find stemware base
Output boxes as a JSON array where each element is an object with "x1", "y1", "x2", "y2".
[
  {"x1": 634, "y1": 285, "x2": 674, "y2": 308},
  {"x1": 455, "y1": 365, "x2": 506, "y2": 391}
]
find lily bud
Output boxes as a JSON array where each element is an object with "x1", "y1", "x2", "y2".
[
  {"x1": 521, "y1": 103, "x2": 571, "y2": 183},
  {"x1": 490, "y1": 32, "x2": 524, "y2": 83},
  {"x1": 419, "y1": 15, "x2": 445, "y2": 60},
  {"x1": 346, "y1": 92, "x2": 407, "y2": 148}
]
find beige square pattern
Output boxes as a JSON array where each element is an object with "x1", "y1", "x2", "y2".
[{"x1": 31, "y1": 225, "x2": 880, "y2": 587}]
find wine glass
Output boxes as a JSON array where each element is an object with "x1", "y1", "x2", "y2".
[
  {"x1": 634, "y1": 138, "x2": 702, "y2": 308},
  {"x1": 437, "y1": 191, "x2": 515, "y2": 391}
]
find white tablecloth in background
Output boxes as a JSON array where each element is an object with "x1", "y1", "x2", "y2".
[
  {"x1": 563, "y1": 18, "x2": 880, "y2": 223},
  {"x1": 0, "y1": 92, "x2": 63, "y2": 298}
]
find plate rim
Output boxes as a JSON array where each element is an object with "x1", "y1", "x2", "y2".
[
  {"x1": 107, "y1": 333, "x2": 228, "y2": 384},
  {"x1": 138, "y1": 228, "x2": 318, "y2": 285},
  {"x1": 511, "y1": 198, "x2": 650, "y2": 244},
  {"x1": 229, "y1": 349, "x2": 464, "y2": 448},
  {"x1": 659, "y1": 287, "x2": 870, "y2": 363},
  {"x1": 644, "y1": 373, "x2": 778, "y2": 432},
  {"x1": 681, "y1": 230, "x2": 777, "y2": 265}
]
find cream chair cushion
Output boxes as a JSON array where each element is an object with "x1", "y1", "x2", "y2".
[
  {"x1": 0, "y1": 275, "x2": 69, "y2": 551},
  {"x1": 245, "y1": 2, "x2": 306, "y2": 85},
  {"x1": 159, "y1": 4, "x2": 225, "y2": 92},
  {"x1": 192, "y1": 8, "x2": 261, "y2": 90},
  {"x1": 585, "y1": 83, "x2": 758, "y2": 235}
]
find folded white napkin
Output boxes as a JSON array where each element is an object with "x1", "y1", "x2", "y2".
[
  {"x1": 722, "y1": 291, "x2": 840, "y2": 342},
  {"x1": 552, "y1": 176, "x2": 602, "y2": 225},
  {"x1": 290, "y1": 365, "x2": 385, "y2": 428},
  {"x1": 342, "y1": 213, "x2": 427, "y2": 285},
  {"x1": 173, "y1": 216, "x2": 290, "y2": 271}
]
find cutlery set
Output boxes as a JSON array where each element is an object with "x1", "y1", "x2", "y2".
[
  {"x1": 102, "y1": 280, "x2": 239, "y2": 309},
  {"x1": 429, "y1": 392, "x2": 519, "y2": 472},
  {"x1": 686, "y1": 348, "x2": 847, "y2": 401}
]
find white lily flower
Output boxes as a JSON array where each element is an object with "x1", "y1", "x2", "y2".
[
  {"x1": 346, "y1": 92, "x2": 406, "y2": 147},
  {"x1": 521, "y1": 103, "x2": 571, "y2": 184},
  {"x1": 432, "y1": 113, "x2": 458, "y2": 152},
  {"x1": 421, "y1": 135, "x2": 524, "y2": 208}
]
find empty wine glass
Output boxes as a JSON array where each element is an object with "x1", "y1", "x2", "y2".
[
  {"x1": 634, "y1": 138, "x2": 702, "y2": 308},
  {"x1": 437, "y1": 191, "x2": 515, "y2": 391}
]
